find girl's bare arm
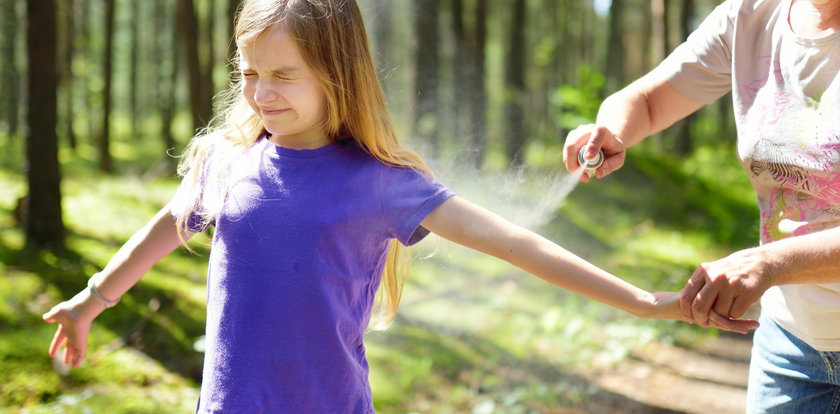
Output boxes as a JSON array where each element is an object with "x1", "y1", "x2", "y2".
[
  {"x1": 421, "y1": 196, "x2": 758, "y2": 333},
  {"x1": 43, "y1": 206, "x2": 192, "y2": 367}
]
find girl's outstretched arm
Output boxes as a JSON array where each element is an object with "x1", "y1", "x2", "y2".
[
  {"x1": 420, "y1": 196, "x2": 758, "y2": 333},
  {"x1": 42, "y1": 205, "x2": 192, "y2": 368}
]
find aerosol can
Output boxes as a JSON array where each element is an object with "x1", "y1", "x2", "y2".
[{"x1": 577, "y1": 147, "x2": 604, "y2": 179}]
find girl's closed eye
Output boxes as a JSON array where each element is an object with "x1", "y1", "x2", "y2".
[{"x1": 272, "y1": 71, "x2": 297, "y2": 81}]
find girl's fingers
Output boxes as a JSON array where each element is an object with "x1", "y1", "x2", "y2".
[
  {"x1": 42, "y1": 305, "x2": 60, "y2": 323},
  {"x1": 709, "y1": 312, "x2": 745, "y2": 334},
  {"x1": 709, "y1": 311, "x2": 759, "y2": 334},
  {"x1": 49, "y1": 326, "x2": 66, "y2": 358},
  {"x1": 74, "y1": 347, "x2": 87, "y2": 368},
  {"x1": 64, "y1": 345, "x2": 74, "y2": 366}
]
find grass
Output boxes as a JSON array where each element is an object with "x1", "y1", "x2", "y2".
[{"x1": 0, "y1": 134, "x2": 758, "y2": 413}]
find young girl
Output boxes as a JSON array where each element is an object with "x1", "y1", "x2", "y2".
[{"x1": 42, "y1": 0, "x2": 756, "y2": 412}]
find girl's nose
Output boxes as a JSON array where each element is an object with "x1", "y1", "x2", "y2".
[{"x1": 254, "y1": 82, "x2": 278, "y2": 105}]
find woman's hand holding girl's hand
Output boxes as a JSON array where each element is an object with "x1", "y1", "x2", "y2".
[
  {"x1": 649, "y1": 291, "x2": 759, "y2": 334},
  {"x1": 679, "y1": 247, "x2": 774, "y2": 328},
  {"x1": 42, "y1": 290, "x2": 105, "y2": 369}
]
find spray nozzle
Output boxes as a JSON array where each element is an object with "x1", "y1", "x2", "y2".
[{"x1": 577, "y1": 147, "x2": 604, "y2": 179}]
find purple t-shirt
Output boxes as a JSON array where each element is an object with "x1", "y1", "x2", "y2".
[{"x1": 171, "y1": 136, "x2": 453, "y2": 413}]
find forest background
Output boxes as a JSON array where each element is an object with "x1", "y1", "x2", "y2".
[{"x1": 1, "y1": 0, "x2": 759, "y2": 413}]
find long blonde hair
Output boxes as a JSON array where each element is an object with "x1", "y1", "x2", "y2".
[{"x1": 175, "y1": 0, "x2": 429, "y2": 329}]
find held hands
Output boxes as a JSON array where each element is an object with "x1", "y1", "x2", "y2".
[
  {"x1": 680, "y1": 247, "x2": 775, "y2": 329},
  {"x1": 652, "y1": 291, "x2": 759, "y2": 334},
  {"x1": 563, "y1": 124, "x2": 626, "y2": 182}
]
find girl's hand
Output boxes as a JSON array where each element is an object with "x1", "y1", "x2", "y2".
[
  {"x1": 650, "y1": 291, "x2": 759, "y2": 334},
  {"x1": 562, "y1": 124, "x2": 627, "y2": 182},
  {"x1": 42, "y1": 292, "x2": 103, "y2": 369}
]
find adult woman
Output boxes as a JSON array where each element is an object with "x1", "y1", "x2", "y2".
[{"x1": 564, "y1": 0, "x2": 840, "y2": 411}]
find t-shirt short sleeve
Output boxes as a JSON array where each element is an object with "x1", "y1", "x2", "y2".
[
  {"x1": 653, "y1": 0, "x2": 738, "y2": 104},
  {"x1": 169, "y1": 167, "x2": 215, "y2": 233},
  {"x1": 378, "y1": 166, "x2": 454, "y2": 246}
]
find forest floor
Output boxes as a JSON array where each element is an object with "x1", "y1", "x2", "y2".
[
  {"x1": 573, "y1": 331, "x2": 753, "y2": 414},
  {"x1": 559, "y1": 306, "x2": 759, "y2": 414}
]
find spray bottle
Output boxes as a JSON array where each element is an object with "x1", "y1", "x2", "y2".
[{"x1": 577, "y1": 147, "x2": 604, "y2": 179}]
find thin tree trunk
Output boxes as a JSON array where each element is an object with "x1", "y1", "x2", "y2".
[
  {"x1": 1, "y1": 0, "x2": 21, "y2": 137},
  {"x1": 178, "y1": 0, "x2": 214, "y2": 133},
  {"x1": 206, "y1": 0, "x2": 216, "y2": 93},
  {"x1": 651, "y1": 0, "x2": 668, "y2": 64},
  {"x1": 450, "y1": 0, "x2": 467, "y2": 156},
  {"x1": 59, "y1": 0, "x2": 77, "y2": 149},
  {"x1": 718, "y1": 92, "x2": 734, "y2": 141},
  {"x1": 467, "y1": 0, "x2": 487, "y2": 168},
  {"x1": 157, "y1": 0, "x2": 177, "y2": 172},
  {"x1": 541, "y1": 0, "x2": 563, "y2": 142},
  {"x1": 129, "y1": 0, "x2": 140, "y2": 135},
  {"x1": 642, "y1": 0, "x2": 653, "y2": 70},
  {"x1": 371, "y1": 0, "x2": 393, "y2": 79},
  {"x1": 100, "y1": 0, "x2": 115, "y2": 172},
  {"x1": 504, "y1": 0, "x2": 527, "y2": 166},
  {"x1": 81, "y1": 0, "x2": 95, "y2": 143},
  {"x1": 551, "y1": 0, "x2": 564, "y2": 85},
  {"x1": 605, "y1": 0, "x2": 625, "y2": 93},
  {"x1": 674, "y1": 0, "x2": 696, "y2": 155},
  {"x1": 412, "y1": 0, "x2": 440, "y2": 154},
  {"x1": 227, "y1": 0, "x2": 240, "y2": 67},
  {"x1": 25, "y1": 0, "x2": 65, "y2": 250}
]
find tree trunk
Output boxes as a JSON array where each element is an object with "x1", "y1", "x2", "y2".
[
  {"x1": 129, "y1": 0, "x2": 140, "y2": 135},
  {"x1": 642, "y1": 0, "x2": 652, "y2": 69},
  {"x1": 370, "y1": 0, "x2": 393, "y2": 80},
  {"x1": 227, "y1": 0, "x2": 240, "y2": 67},
  {"x1": 205, "y1": 0, "x2": 216, "y2": 93},
  {"x1": 80, "y1": 0, "x2": 94, "y2": 142},
  {"x1": 605, "y1": 0, "x2": 625, "y2": 93},
  {"x1": 157, "y1": 0, "x2": 177, "y2": 172},
  {"x1": 100, "y1": 0, "x2": 115, "y2": 172},
  {"x1": 58, "y1": 0, "x2": 77, "y2": 150},
  {"x1": 412, "y1": 0, "x2": 440, "y2": 154},
  {"x1": 674, "y1": 0, "x2": 695, "y2": 156},
  {"x1": 1, "y1": 0, "x2": 21, "y2": 137},
  {"x1": 178, "y1": 0, "x2": 214, "y2": 133},
  {"x1": 651, "y1": 0, "x2": 668, "y2": 64},
  {"x1": 450, "y1": 0, "x2": 468, "y2": 156},
  {"x1": 718, "y1": 93, "x2": 734, "y2": 142},
  {"x1": 504, "y1": 0, "x2": 527, "y2": 166},
  {"x1": 466, "y1": 0, "x2": 488, "y2": 168},
  {"x1": 25, "y1": 0, "x2": 65, "y2": 250}
]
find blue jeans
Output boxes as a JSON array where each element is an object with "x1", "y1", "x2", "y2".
[{"x1": 747, "y1": 312, "x2": 840, "y2": 413}]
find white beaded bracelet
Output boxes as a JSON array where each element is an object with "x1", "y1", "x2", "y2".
[{"x1": 87, "y1": 273, "x2": 120, "y2": 308}]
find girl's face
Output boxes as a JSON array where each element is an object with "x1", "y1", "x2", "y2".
[{"x1": 239, "y1": 26, "x2": 329, "y2": 149}]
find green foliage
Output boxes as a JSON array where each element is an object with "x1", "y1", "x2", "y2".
[{"x1": 550, "y1": 65, "x2": 606, "y2": 131}]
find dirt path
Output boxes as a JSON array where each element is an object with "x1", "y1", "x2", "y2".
[{"x1": 579, "y1": 331, "x2": 754, "y2": 414}]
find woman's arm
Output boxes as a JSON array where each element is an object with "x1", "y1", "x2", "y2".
[
  {"x1": 421, "y1": 196, "x2": 757, "y2": 332},
  {"x1": 681, "y1": 226, "x2": 840, "y2": 327},
  {"x1": 563, "y1": 76, "x2": 705, "y2": 181},
  {"x1": 42, "y1": 205, "x2": 192, "y2": 367}
]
